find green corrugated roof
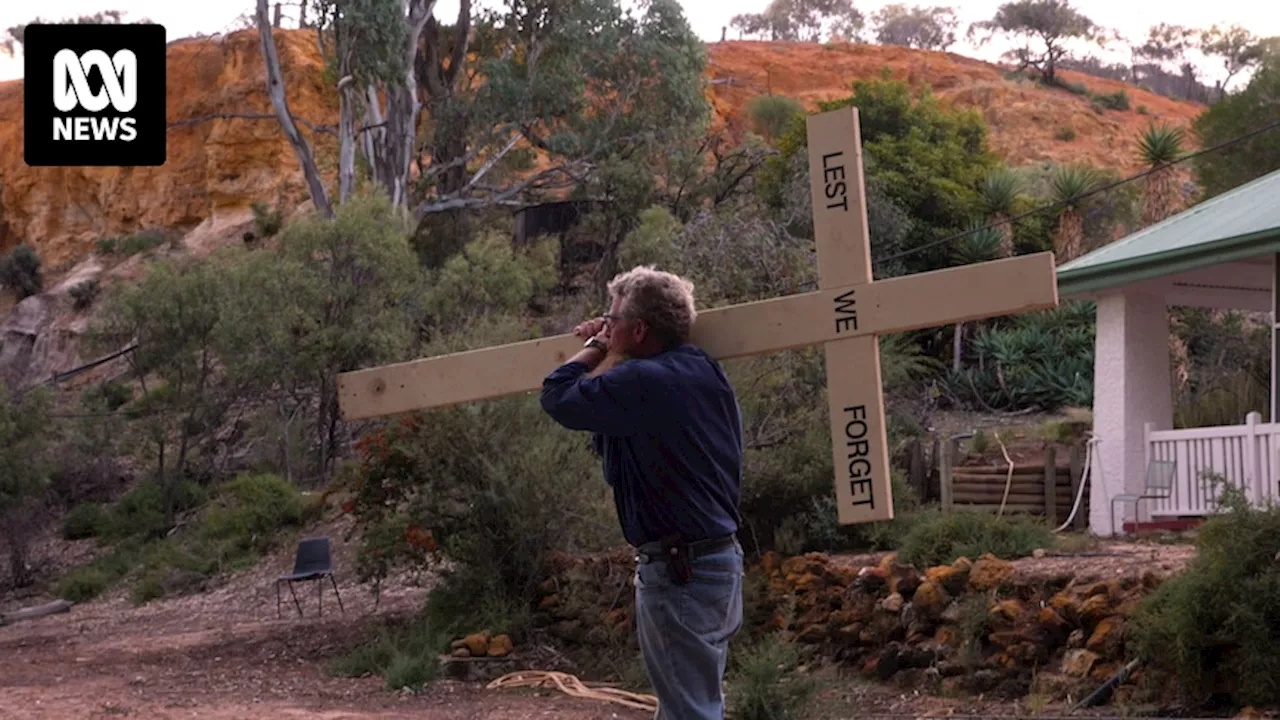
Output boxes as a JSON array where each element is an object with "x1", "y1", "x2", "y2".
[{"x1": 1057, "y1": 168, "x2": 1280, "y2": 297}]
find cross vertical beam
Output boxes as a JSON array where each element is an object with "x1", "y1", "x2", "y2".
[{"x1": 806, "y1": 107, "x2": 893, "y2": 524}]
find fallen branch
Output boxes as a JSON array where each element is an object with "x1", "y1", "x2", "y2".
[
  {"x1": 486, "y1": 670, "x2": 657, "y2": 714},
  {"x1": 0, "y1": 599, "x2": 72, "y2": 627}
]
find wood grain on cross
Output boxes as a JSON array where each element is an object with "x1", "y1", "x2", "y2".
[{"x1": 337, "y1": 107, "x2": 1059, "y2": 525}]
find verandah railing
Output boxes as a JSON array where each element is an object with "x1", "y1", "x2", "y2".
[{"x1": 1144, "y1": 412, "x2": 1280, "y2": 516}]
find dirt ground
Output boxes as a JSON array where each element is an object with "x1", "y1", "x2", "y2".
[
  {"x1": 0, "y1": 510, "x2": 1201, "y2": 719},
  {"x1": 0, "y1": 516, "x2": 662, "y2": 719}
]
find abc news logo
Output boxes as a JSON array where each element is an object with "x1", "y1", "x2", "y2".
[{"x1": 24, "y1": 24, "x2": 166, "y2": 167}]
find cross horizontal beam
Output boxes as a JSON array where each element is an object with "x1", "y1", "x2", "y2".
[{"x1": 337, "y1": 251, "x2": 1058, "y2": 421}]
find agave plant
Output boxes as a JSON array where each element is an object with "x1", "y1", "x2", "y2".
[
  {"x1": 979, "y1": 169, "x2": 1024, "y2": 257},
  {"x1": 1137, "y1": 122, "x2": 1186, "y2": 225},
  {"x1": 1049, "y1": 165, "x2": 1102, "y2": 263},
  {"x1": 952, "y1": 222, "x2": 1005, "y2": 266}
]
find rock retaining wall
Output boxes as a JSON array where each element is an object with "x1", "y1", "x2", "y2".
[{"x1": 532, "y1": 548, "x2": 1167, "y2": 700}]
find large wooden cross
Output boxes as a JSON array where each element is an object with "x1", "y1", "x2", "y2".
[{"x1": 337, "y1": 107, "x2": 1059, "y2": 526}]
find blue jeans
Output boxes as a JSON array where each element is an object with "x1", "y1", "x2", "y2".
[{"x1": 634, "y1": 539, "x2": 745, "y2": 720}]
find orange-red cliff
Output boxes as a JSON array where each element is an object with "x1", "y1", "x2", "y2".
[{"x1": 0, "y1": 31, "x2": 1205, "y2": 271}]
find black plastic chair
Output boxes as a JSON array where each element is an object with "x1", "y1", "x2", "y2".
[{"x1": 276, "y1": 537, "x2": 344, "y2": 618}]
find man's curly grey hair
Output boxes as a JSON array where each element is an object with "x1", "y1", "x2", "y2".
[{"x1": 607, "y1": 265, "x2": 697, "y2": 349}]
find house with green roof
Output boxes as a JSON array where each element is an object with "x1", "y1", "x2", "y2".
[{"x1": 1056, "y1": 168, "x2": 1280, "y2": 535}]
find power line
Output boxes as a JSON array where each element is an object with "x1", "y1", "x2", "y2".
[{"x1": 871, "y1": 116, "x2": 1280, "y2": 266}]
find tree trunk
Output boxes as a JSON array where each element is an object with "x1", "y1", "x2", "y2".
[
  {"x1": 337, "y1": 25, "x2": 356, "y2": 203},
  {"x1": 318, "y1": 374, "x2": 331, "y2": 478},
  {"x1": 256, "y1": 0, "x2": 333, "y2": 218},
  {"x1": 952, "y1": 322, "x2": 965, "y2": 373},
  {"x1": 4, "y1": 532, "x2": 32, "y2": 590},
  {"x1": 377, "y1": 0, "x2": 434, "y2": 211},
  {"x1": 1056, "y1": 209, "x2": 1084, "y2": 262},
  {"x1": 1143, "y1": 167, "x2": 1176, "y2": 226},
  {"x1": 361, "y1": 85, "x2": 384, "y2": 182},
  {"x1": 0, "y1": 600, "x2": 72, "y2": 626},
  {"x1": 993, "y1": 213, "x2": 1014, "y2": 257}
]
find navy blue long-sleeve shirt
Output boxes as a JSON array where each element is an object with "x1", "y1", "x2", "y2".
[{"x1": 540, "y1": 344, "x2": 743, "y2": 548}]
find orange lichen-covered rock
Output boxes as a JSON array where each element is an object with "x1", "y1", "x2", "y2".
[
  {"x1": 1085, "y1": 617, "x2": 1126, "y2": 655},
  {"x1": 487, "y1": 634, "x2": 514, "y2": 658},
  {"x1": 1077, "y1": 594, "x2": 1113, "y2": 626},
  {"x1": 988, "y1": 599, "x2": 1024, "y2": 624},
  {"x1": 925, "y1": 564, "x2": 968, "y2": 595},
  {"x1": 912, "y1": 580, "x2": 950, "y2": 617},
  {"x1": 1038, "y1": 606, "x2": 1069, "y2": 631},
  {"x1": 463, "y1": 631, "x2": 491, "y2": 657},
  {"x1": 969, "y1": 554, "x2": 1016, "y2": 591}
]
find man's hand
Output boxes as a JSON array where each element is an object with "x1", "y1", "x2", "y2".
[
  {"x1": 573, "y1": 317, "x2": 607, "y2": 340},
  {"x1": 563, "y1": 316, "x2": 609, "y2": 371}
]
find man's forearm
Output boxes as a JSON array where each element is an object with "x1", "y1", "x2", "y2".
[
  {"x1": 588, "y1": 351, "x2": 626, "y2": 377},
  {"x1": 566, "y1": 345, "x2": 607, "y2": 372}
]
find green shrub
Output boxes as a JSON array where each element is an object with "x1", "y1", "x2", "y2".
[
  {"x1": 344, "y1": 392, "x2": 618, "y2": 620},
  {"x1": 1129, "y1": 487, "x2": 1280, "y2": 708},
  {"x1": 331, "y1": 612, "x2": 452, "y2": 688},
  {"x1": 0, "y1": 245, "x2": 43, "y2": 299},
  {"x1": 383, "y1": 652, "x2": 437, "y2": 692},
  {"x1": 62, "y1": 503, "x2": 109, "y2": 540},
  {"x1": 746, "y1": 94, "x2": 805, "y2": 141},
  {"x1": 894, "y1": 508, "x2": 1056, "y2": 569},
  {"x1": 56, "y1": 567, "x2": 111, "y2": 602},
  {"x1": 251, "y1": 201, "x2": 284, "y2": 238},
  {"x1": 1049, "y1": 77, "x2": 1091, "y2": 96},
  {"x1": 727, "y1": 632, "x2": 821, "y2": 720},
  {"x1": 1093, "y1": 89, "x2": 1130, "y2": 110},
  {"x1": 1055, "y1": 126, "x2": 1076, "y2": 141},
  {"x1": 200, "y1": 473, "x2": 304, "y2": 559},
  {"x1": 117, "y1": 229, "x2": 168, "y2": 256},
  {"x1": 69, "y1": 279, "x2": 101, "y2": 310},
  {"x1": 106, "y1": 480, "x2": 207, "y2": 540}
]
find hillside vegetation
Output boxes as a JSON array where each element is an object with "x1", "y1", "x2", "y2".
[{"x1": 1, "y1": 0, "x2": 1279, "y2": 716}]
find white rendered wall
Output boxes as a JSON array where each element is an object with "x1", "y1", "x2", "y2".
[{"x1": 1089, "y1": 289, "x2": 1174, "y2": 535}]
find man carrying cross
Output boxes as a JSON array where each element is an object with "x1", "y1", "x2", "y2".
[{"x1": 540, "y1": 265, "x2": 746, "y2": 720}]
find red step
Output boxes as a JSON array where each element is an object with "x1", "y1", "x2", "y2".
[{"x1": 1122, "y1": 517, "x2": 1203, "y2": 533}]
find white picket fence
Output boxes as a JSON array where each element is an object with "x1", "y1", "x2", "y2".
[{"x1": 1144, "y1": 412, "x2": 1280, "y2": 516}]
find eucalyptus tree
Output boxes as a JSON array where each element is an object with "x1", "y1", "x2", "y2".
[{"x1": 255, "y1": 0, "x2": 711, "y2": 259}]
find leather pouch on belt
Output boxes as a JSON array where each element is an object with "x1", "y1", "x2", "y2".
[{"x1": 659, "y1": 534, "x2": 691, "y2": 585}]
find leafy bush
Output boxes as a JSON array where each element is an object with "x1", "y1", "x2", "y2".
[
  {"x1": 53, "y1": 539, "x2": 147, "y2": 602},
  {"x1": 131, "y1": 540, "x2": 216, "y2": 604},
  {"x1": 97, "y1": 229, "x2": 168, "y2": 257},
  {"x1": 69, "y1": 278, "x2": 100, "y2": 310},
  {"x1": 894, "y1": 508, "x2": 1057, "y2": 569},
  {"x1": 726, "y1": 632, "x2": 821, "y2": 720},
  {"x1": 62, "y1": 503, "x2": 110, "y2": 540},
  {"x1": 746, "y1": 95, "x2": 804, "y2": 141},
  {"x1": 1192, "y1": 55, "x2": 1280, "y2": 199},
  {"x1": 1129, "y1": 487, "x2": 1280, "y2": 708},
  {"x1": 251, "y1": 201, "x2": 283, "y2": 237},
  {"x1": 1171, "y1": 308, "x2": 1270, "y2": 426},
  {"x1": 0, "y1": 245, "x2": 43, "y2": 298},
  {"x1": 1093, "y1": 89, "x2": 1130, "y2": 111},
  {"x1": 342, "y1": 392, "x2": 619, "y2": 618},
  {"x1": 759, "y1": 75, "x2": 998, "y2": 274},
  {"x1": 199, "y1": 473, "x2": 304, "y2": 568},
  {"x1": 56, "y1": 567, "x2": 110, "y2": 602},
  {"x1": 331, "y1": 612, "x2": 452, "y2": 690},
  {"x1": 105, "y1": 480, "x2": 207, "y2": 541}
]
